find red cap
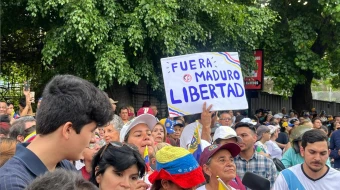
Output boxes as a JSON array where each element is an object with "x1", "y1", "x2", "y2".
[
  {"x1": 199, "y1": 143, "x2": 241, "y2": 166},
  {"x1": 137, "y1": 107, "x2": 154, "y2": 116}
]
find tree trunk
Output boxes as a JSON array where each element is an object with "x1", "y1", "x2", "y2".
[{"x1": 292, "y1": 70, "x2": 314, "y2": 115}]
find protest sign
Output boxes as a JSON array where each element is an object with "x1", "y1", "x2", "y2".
[{"x1": 161, "y1": 52, "x2": 248, "y2": 117}]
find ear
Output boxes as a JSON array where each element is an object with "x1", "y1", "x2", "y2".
[
  {"x1": 95, "y1": 166, "x2": 101, "y2": 183},
  {"x1": 252, "y1": 134, "x2": 258, "y2": 143},
  {"x1": 62, "y1": 122, "x2": 74, "y2": 140},
  {"x1": 300, "y1": 146, "x2": 305, "y2": 157},
  {"x1": 202, "y1": 164, "x2": 212, "y2": 177},
  {"x1": 161, "y1": 180, "x2": 170, "y2": 189}
]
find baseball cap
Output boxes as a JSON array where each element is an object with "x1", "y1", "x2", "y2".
[
  {"x1": 282, "y1": 122, "x2": 288, "y2": 128},
  {"x1": 213, "y1": 126, "x2": 242, "y2": 143},
  {"x1": 137, "y1": 107, "x2": 154, "y2": 116},
  {"x1": 240, "y1": 118, "x2": 257, "y2": 125},
  {"x1": 119, "y1": 113, "x2": 158, "y2": 142},
  {"x1": 273, "y1": 114, "x2": 283, "y2": 119},
  {"x1": 256, "y1": 125, "x2": 270, "y2": 140},
  {"x1": 109, "y1": 98, "x2": 118, "y2": 104},
  {"x1": 173, "y1": 120, "x2": 184, "y2": 128},
  {"x1": 199, "y1": 143, "x2": 241, "y2": 166},
  {"x1": 164, "y1": 118, "x2": 175, "y2": 134}
]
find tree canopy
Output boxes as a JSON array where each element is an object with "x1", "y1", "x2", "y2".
[
  {"x1": 262, "y1": 0, "x2": 340, "y2": 113},
  {"x1": 1, "y1": 0, "x2": 277, "y2": 93}
]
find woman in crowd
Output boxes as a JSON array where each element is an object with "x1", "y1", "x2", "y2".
[
  {"x1": 254, "y1": 125, "x2": 271, "y2": 158},
  {"x1": 152, "y1": 123, "x2": 167, "y2": 143},
  {"x1": 0, "y1": 137, "x2": 17, "y2": 167},
  {"x1": 120, "y1": 113, "x2": 157, "y2": 156},
  {"x1": 198, "y1": 143, "x2": 242, "y2": 190},
  {"x1": 149, "y1": 146, "x2": 205, "y2": 190},
  {"x1": 103, "y1": 117, "x2": 122, "y2": 143},
  {"x1": 90, "y1": 141, "x2": 148, "y2": 189},
  {"x1": 266, "y1": 125, "x2": 282, "y2": 159},
  {"x1": 80, "y1": 141, "x2": 101, "y2": 180},
  {"x1": 169, "y1": 121, "x2": 184, "y2": 147}
]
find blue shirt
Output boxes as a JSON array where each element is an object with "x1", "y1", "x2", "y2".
[
  {"x1": 330, "y1": 129, "x2": 340, "y2": 168},
  {"x1": 0, "y1": 143, "x2": 76, "y2": 190}
]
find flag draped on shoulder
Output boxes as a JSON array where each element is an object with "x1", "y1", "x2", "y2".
[{"x1": 188, "y1": 121, "x2": 202, "y2": 162}]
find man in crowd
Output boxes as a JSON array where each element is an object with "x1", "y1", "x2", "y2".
[
  {"x1": 234, "y1": 122, "x2": 277, "y2": 189},
  {"x1": 9, "y1": 116, "x2": 36, "y2": 143},
  {"x1": 0, "y1": 75, "x2": 113, "y2": 189},
  {"x1": 119, "y1": 106, "x2": 130, "y2": 124},
  {"x1": 150, "y1": 105, "x2": 158, "y2": 118},
  {"x1": 313, "y1": 117, "x2": 322, "y2": 129},
  {"x1": 219, "y1": 111, "x2": 233, "y2": 127},
  {"x1": 273, "y1": 129, "x2": 340, "y2": 189}
]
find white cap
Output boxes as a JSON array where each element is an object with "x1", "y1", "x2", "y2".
[
  {"x1": 213, "y1": 126, "x2": 242, "y2": 143},
  {"x1": 267, "y1": 125, "x2": 280, "y2": 134},
  {"x1": 273, "y1": 114, "x2": 283, "y2": 119},
  {"x1": 119, "y1": 114, "x2": 158, "y2": 142},
  {"x1": 240, "y1": 118, "x2": 257, "y2": 125}
]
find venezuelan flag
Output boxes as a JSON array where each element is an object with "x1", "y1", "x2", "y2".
[
  {"x1": 188, "y1": 124, "x2": 202, "y2": 162},
  {"x1": 144, "y1": 145, "x2": 150, "y2": 172}
]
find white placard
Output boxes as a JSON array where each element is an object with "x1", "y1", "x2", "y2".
[{"x1": 161, "y1": 52, "x2": 248, "y2": 117}]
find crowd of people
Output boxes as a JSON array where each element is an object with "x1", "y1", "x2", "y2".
[{"x1": 0, "y1": 74, "x2": 340, "y2": 190}]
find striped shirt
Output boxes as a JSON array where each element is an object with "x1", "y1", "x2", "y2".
[
  {"x1": 235, "y1": 152, "x2": 277, "y2": 189},
  {"x1": 0, "y1": 143, "x2": 76, "y2": 190}
]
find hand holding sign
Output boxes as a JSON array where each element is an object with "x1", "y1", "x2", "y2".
[
  {"x1": 161, "y1": 52, "x2": 248, "y2": 117},
  {"x1": 200, "y1": 102, "x2": 214, "y2": 142}
]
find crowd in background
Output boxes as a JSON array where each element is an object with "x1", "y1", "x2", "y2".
[{"x1": 0, "y1": 75, "x2": 340, "y2": 190}]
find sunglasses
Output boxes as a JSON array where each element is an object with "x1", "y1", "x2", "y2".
[{"x1": 99, "y1": 141, "x2": 138, "y2": 158}]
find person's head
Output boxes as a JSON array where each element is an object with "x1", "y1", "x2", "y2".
[
  {"x1": 300, "y1": 129, "x2": 329, "y2": 173},
  {"x1": 149, "y1": 142, "x2": 171, "y2": 170},
  {"x1": 218, "y1": 112, "x2": 233, "y2": 126},
  {"x1": 150, "y1": 105, "x2": 158, "y2": 117},
  {"x1": 90, "y1": 142, "x2": 145, "y2": 189},
  {"x1": 142, "y1": 101, "x2": 151, "y2": 107},
  {"x1": 213, "y1": 126, "x2": 242, "y2": 145},
  {"x1": 103, "y1": 118, "x2": 121, "y2": 143},
  {"x1": 0, "y1": 101, "x2": 7, "y2": 115},
  {"x1": 18, "y1": 97, "x2": 26, "y2": 111},
  {"x1": 227, "y1": 110, "x2": 234, "y2": 117},
  {"x1": 120, "y1": 114, "x2": 157, "y2": 155},
  {"x1": 0, "y1": 137, "x2": 18, "y2": 167},
  {"x1": 335, "y1": 116, "x2": 340, "y2": 123},
  {"x1": 299, "y1": 116, "x2": 305, "y2": 123},
  {"x1": 83, "y1": 141, "x2": 102, "y2": 166},
  {"x1": 319, "y1": 125, "x2": 328, "y2": 135},
  {"x1": 36, "y1": 75, "x2": 113, "y2": 160},
  {"x1": 234, "y1": 122, "x2": 257, "y2": 153},
  {"x1": 334, "y1": 122, "x2": 340, "y2": 130},
  {"x1": 200, "y1": 143, "x2": 241, "y2": 184},
  {"x1": 127, "y1": 106, "x2": 135, "y2": 120},
  {"x1": 152, "y1": 123, "x2": 167, "y2": 143},
  {"x1": 170, "y1": 122, "x2": 184, "y2": 140},
  {"x1": 256, "y1": 125, "x2": 271, "y2": 142},
  {"x1": 109, "y1": 98, "x2": 118, "y2": 112},
  {"x1": 289, "y1": 125, "x2": 312, "y2": 153},
  {"x1": 312, "y1": 117, "x2": 322, "y2": 129},
  {"x1": 6, "y1": 102, "x2": 14, "y2": 116},
  {"x1": 26, "y1": 168, "x2": 98, "y2": 190},
  {"x1": 9, "y1": 116, "x2": 36, "y2": 142},
  {"x1": 119, "y1": 106, "x2": 129, "y2": 121},
  {"x1": 267, "y1": 125, "x2": 280, "y2": 140},
  {"x1": 149, "y1": 146, "x2": 205, "y2": 190},
  {"x1": 290, "y1": 118, "x2": 300, "y2": 127}
]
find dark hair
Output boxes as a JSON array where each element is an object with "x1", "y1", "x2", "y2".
[
  {"x1": 19, "y1": 97, "x2": 26, "y2": 108},
  {"x1": 184, "y1": 113, "x2": 201, "y2": 124},
  {"x1": 142, "y1": 101, "x2": 151, "y2": 107},
  {"x1": 90, "y1": 142, "x2": 145, "y2": 187},
  {"x1": 312, "y1": 117, "x2": 321, "y2": 124},
  {"x1": 301, "y1": 129, "x2": 328, "y2": 149},
  {"x1": 0, "y1": 115, "x2": 10, "y2": 123},
  {"x1": 36, "y1": 75, "x2": 113, "y2": 135},
  {"x1": 25, "y1": 168, "x2": 98, "y2": 190},
  {"x1": 119, "y1": 106, "x2": 129, "y2": 114},
  {"x1": 234, "y1": 122, "x2": 256, "y2": 133}
]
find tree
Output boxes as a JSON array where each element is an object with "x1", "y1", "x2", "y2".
[
  {"x1": 263, "y1": 0, "x2": 340, "y2": 114},
  {"x1": 8, "y1": 0, "x2": 276, "y2": 91}
]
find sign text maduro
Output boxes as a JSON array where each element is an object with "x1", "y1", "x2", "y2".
[{"x1": 161, "y1": 52, "x2": 248, "y2": 117}]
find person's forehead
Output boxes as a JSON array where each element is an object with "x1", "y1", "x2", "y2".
[
  {"x1": 120, "y1": 109, "x2": 128, "y2": 112},
  {"x1": 131, "y1": 123, "x2": 150, "y2": 132},
  {"x1": 236, "y1": 126, "x2": 253, "y2": 134},
  {"x1": 305, "y1": 141, "x2": 328, "y2": 151},
  {"x1": 0, "y1": 102, "x2": 6, "y2": 106},
  {"x1": 212, "y1": 149, "x2": 231, "y2": 159},
  {"x1": 220, "y1": 113, "x2": 231, "y2": 118}
]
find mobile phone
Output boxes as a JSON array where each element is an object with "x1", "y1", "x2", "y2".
[{"x1": 24, "y1": 81, "x2": 30, "y2": 91}]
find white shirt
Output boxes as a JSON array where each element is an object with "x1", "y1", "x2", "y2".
[
  {"x1": 266, "y1": 140, "x2": 282, "y2": 159},
  {"x1": 180, "y1": 121, "x2": 211, "y2": 150},
  {"x1": 273, "y1": 164, "x2": 340, "y2": 190}
]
